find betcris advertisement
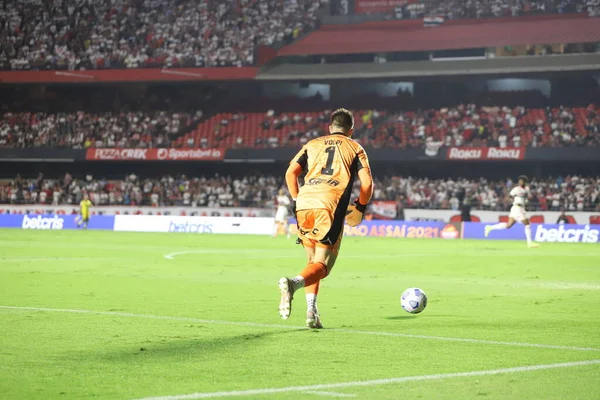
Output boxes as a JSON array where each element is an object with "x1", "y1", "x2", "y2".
[
  {"x1": 113, "y1": 215, "x2": 274, "y2": 235},
  {"x1": 464, "y1": 222, "x2": 599, "y2": 243},
  {"x1": 288, "y1": 219, "x2": 462, "y2": 239},
  {"x1": 0, "y1": 214, "x2": 115, "y2": 230}
]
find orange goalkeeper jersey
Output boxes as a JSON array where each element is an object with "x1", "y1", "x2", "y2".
[{"x1": 291, "y1": 133, "x2": 371, "y2": 213}]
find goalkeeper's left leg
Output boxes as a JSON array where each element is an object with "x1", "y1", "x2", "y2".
[{"x1": 278, "y1": 233, "x2": 342, "y2": 326}]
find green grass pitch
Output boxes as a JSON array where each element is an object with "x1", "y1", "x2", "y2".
[{"x1": 1, "y1": 229, "x2": 599, "y2": 399}]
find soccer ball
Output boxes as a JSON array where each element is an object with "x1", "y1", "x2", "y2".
[{"x1": 401, "y1": 287, "x2": 427, "y2": 314}]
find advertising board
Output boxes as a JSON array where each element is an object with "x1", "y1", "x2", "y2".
[
  {"x1": 0, "y1": 205, "x2": 272, "y2": 218},
  {"x1": 355, "y1": 0, "x2": 414, "y2": 14},
  {"x1": 463, "y1": 222, "x2": 599, "y2": 243},
  {"x1": 446, "y1": 147, "x2": 526, "y2": 161},
  {"x1": 0, "y1": 214, "x2": 115, "y2": 230},
  {"x1": 288, "y1": 219, "x2": 462, "y2": 239},
  {"x1": 113, "y1": 215, "x2": 274, "y2": 235},
  {"x1": 86, "y1": 148, "x2": 224, "y2": 161}
]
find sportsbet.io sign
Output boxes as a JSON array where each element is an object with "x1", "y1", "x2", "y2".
[{"x1": 85, "y1": 148, "x2": 225, "y2": 161}]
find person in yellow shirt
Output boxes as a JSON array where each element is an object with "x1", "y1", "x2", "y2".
[{"x1": 77, "y1": 193, "x2": 93, "y2": 229}]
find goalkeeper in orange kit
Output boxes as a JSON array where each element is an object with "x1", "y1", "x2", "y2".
[{"x1": 278, "y1": 108, "x2": 374, "y2": 329}]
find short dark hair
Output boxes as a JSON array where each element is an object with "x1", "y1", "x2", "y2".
[
  {"x1": 518, "y1": 175, "x2": 528, "y2": 183},
  {"x1": 330, "y1": 108, "x2": 354, "y2": 132}
]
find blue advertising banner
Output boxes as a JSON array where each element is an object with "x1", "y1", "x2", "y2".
[
  {"x1": 463, "y1": 222, "x2": 600, "y2": 243},
  {"x1": 0, "y1": 214, "x2": 115, "y2": 231},
  {"x1": 288, "y1": 219, "x2": 462, "y2": 239},
  {"x1": 343, "y1": 220, "x2": 461, "y2": 239}
]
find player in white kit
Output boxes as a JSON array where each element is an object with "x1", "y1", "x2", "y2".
[
  {"x1": 485, "y1": 175, "x2": 539, "y2": 248},
  {"x1": 274, "y1": 189, "x2": 291, "y2": 238}
]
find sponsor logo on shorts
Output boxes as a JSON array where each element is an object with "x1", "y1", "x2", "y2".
[
  {"x1": 21, "y1": 215, "x2": 64, "y2": 230},
  {"x1": 299, "y1": 227, "x2": 320, "y2": 236}
]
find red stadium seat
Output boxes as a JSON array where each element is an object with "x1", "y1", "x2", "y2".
[
  {"x1": 1, "y1": 102, "x2": 596, "y2": 150},
  {"x1": 450, "y1": 215, "x2": 481, "y2": 222},
  {"x1": 529, "y1": 215, "x2": 545, "y2": 223}
]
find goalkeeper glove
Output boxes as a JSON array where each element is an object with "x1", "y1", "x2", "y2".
[{"x1": 345, "y1": 199, "x2": 367, "y2": 227}]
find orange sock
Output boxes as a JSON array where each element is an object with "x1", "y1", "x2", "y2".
[
  {"x1": 299, "y1": 262, "x2": 327, "y2": 286},
  {"x1": 304, "y1": 279, "x2": 320, "y2": 296}
]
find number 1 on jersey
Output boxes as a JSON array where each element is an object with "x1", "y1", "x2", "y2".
[{"x1": 321, "y1": 146, "x2": 336, "y2": 175}]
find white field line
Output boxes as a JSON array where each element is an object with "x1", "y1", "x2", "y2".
[
  {"x1": 0, "y1": 257, "x2": 125, "y2": 263},
  {"x1": 304, "y1": 391, "x2": 356, "y2": 397},
  {"x1": 163, "y1": 250, "x2": 437, "y2": 260},
  {"x1": 1, "y1": 253, "x2": 598, "y2": 290},
  {"x1": 135, "y1": 359, "x2": 600, "y2": 400},
  {"x1": 519, "y1": 282, "x2": 600, "y2": 290},
  {"x1": 162, "y1": 250, "x2": 600, "y2": 290},
  {"x1": 1, "y1": 306, "x2": 598, "y2": 352},
  {"x1": 0, "y1": 238, "x2": 598, "y2": 258},
  {"x1": 162, "y1": 249, "x2": 600, "y2": 260}
]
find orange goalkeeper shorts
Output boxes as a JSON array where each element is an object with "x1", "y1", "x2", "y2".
[{"x1": 296, "y1": 209, "x2": 344, "y2": 255}]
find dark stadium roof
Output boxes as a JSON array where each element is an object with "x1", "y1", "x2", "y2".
[{"x1": 257, "y1": 54, "x2": 600, "y2": 80}]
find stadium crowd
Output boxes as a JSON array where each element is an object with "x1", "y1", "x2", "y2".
[
  {"x1": 2, "y1": 0, "x2": 598, "y2": 71},
  {"x1": 0, "y1": 110, "x2": 202, "y2": 148},
  {"x1": 0, "y1": 173, "x2": 281, "y2": 209},
  {"x1": 0, "y1": 104, "x2": 597, "y2": 149},
  {"x1": 0, "y1": 0, "x2": 327, "y2": 70},
  {"x1": 358, "y1": 103, "x2": 600, "y2": 149},
  {"x1": 230, "y1": 104, "x2": 599, "y2": 149},
  {"x1": 368, "y1": 175, "x2": 600, "y2": 212},
  {"x1": 1, "y1": 173, "x2": 598, "y2": 212}
]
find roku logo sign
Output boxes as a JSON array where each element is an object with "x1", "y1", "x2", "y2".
[
  {"x1": 447, "y1": 147, "x2": 525, "y2": 160},
  {"x1": 448, "y1": 148, "x2": 482, "y2": 160},
  {"x1": 487, "y1": 148, "x2": 522, "y2": 159}
]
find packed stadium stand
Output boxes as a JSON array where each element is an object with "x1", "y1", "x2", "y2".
[
  {"x1": 1, "y1": 0, "x2": 598, "y2": 71},
  {"x1": 179, "y1": 104, "x2": 599, "y2": 149},
  {"x1": 0, "y1": 0, "x2": 328, "y2": 70},
  {"x1": 2, "y1": 104, "x2": 597, "y2": 149},
  {"x1": 0, "y1": 110, "x2": 203, "y2": 148},
  {"x1": 2, "y1": 173, "x2": 598, "y2": 212}
]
